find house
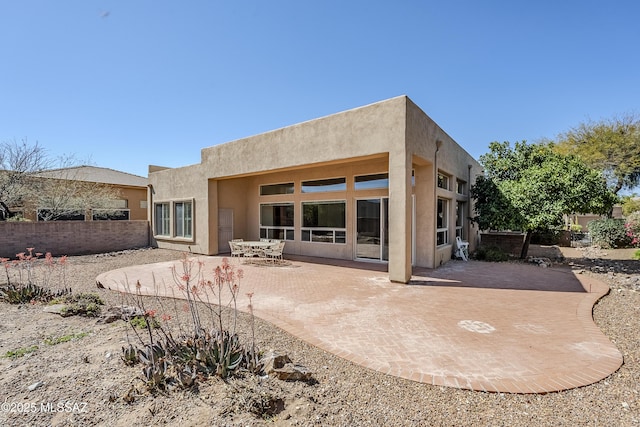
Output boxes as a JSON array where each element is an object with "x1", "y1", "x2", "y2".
[
  {"x1": 14, "y1": 165, "x2": 148, "y2": 221},
  {"x1": 148, "y1": 96, "x2": 483, "y2": 283}
]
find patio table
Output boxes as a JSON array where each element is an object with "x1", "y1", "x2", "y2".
[{"x1": 237, "y1": 241, "x2": 277, "y2": 263}]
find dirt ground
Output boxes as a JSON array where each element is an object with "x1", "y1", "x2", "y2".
[{"x1": 0, "y1": 246, "x2": 638, "y2": 426}]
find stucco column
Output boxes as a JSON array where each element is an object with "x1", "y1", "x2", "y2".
[{"x1": 388, "y1": 149, "x2": 413, "y2": 283}]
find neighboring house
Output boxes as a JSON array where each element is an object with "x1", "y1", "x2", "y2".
[
  {"x1": 15, "y1": 166, "x2": 148, "y2": 221},
  {"x1": 148, "y1": 96, "x2": 483, "y2": 283},
  {"x1": 568, "y1": 205, "x2": 626, "y2": 232}
]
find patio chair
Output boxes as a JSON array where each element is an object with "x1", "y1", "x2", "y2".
[
  {"x1": 265, "y1": 241, "x2": 285, "y2": 264},
  {"x1": 229, "y1": 241, "x2": 244, "y2": 258},
  {"x1": 455, "y1": 236, "x2": 469, "y2": 261}
]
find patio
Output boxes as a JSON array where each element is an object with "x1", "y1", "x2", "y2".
[{"x1": 96, "y1": 255, "x2": 622, "y2": 394}]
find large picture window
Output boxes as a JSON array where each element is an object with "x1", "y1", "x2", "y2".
[
  {"x1": 260, "y1": 203, "x2": 294, "y2": 240},
  {"x1": 437, "y1": 198, "x2": 449, "y2": 245},
  {"x1": 174, "y1": 201, "x2": 193, "y2": 238},
  {"x1": 301, "y1": 201, "x2": 346, "y2": 243},
  {"x1": 154, "y1": 203, "x2": 170, "y2": 236}
]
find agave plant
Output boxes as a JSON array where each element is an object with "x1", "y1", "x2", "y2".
[
  {"x1": 138, "y1": 343, "x2": 169, "y2": 390},
  {"x1": 193, "y1": 329, "x2": 244, "y2": 378},
  {"x1": 121, "y1": 344, "x2": 139, "y2": 366},
  {"x1": 0, "y1": 283, "x2": 71, "y2": 304}
]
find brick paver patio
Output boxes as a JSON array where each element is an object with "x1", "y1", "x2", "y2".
[{"x1": 96, "y1": 255, "x2": 622, "y2": 394}]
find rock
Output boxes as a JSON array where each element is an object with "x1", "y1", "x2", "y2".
[
  {"x1": 261, "y1": 351, "x2": 292, "y2": 374},
  {"x1": 260, "y1": 351, "x2": 313, "y2": 381},
  {"x1": 272, "y1": 363, "x2": 313, "y2": 382},
  {"x1": 42, "y1": 304, "x2": 69, "y2": 317},
  {"x1": 527, "y1": 257, "x2": 553, "y2": 268},
  {"x1": 97, "y1": 305, "x2": 144, "y2": 324},
  {"x1": 28, "y1": 381, "x2": 44, "y2": 391}
]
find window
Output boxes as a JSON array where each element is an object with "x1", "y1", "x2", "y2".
[
  {"x1": 456, "y1": 201, "x2": 465, "y2": 239},
  {"x1": 301, "y1": 201, "x2": 346, "y2": 243},
  {"x1": 140, "y1": 200, "x2": 148, "y2": 209},
  {"x1": 355, "y1": 173, "x2": 388, "y2": 190},
  {"x1": 37, "y1": 209, "x2": 85, "y2": 221},
  {"x1": 92, "y1": 209, "x2": 130, "y2": 220},
  {"x1": 174, "y1": 201, "x2": 193, "y2": 238},
  {"x1": 437, "y1": 198, "x2": 449, "y2": 245},
  {"x1": 437, "y1": 172, "x2": 450, "y2": 190},
  {"x1": 154, "y1": 203, "x2": 170, "y2": 236},
  {"x1": 456, "y1": 180, "x2": 466, "y2": 195},
  {"x1": 301, "y1": 177, "x2": 346, "y2": 193},
  {"x1": 260, "y1": 203, "x2": 294, "y2": 240},
  {"x1": 260, "y1": 183, "x2": 294, "y2": 195}
]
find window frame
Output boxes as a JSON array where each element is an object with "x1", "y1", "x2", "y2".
[
  {"x1": 92, "y1": 209, "x2": 130, "y2": 221},
  {"x1": 174, "y1": 200, "x2": 193, "y2": 239},
  {"x1": 301, "y1": 200, "x2": 347, "y2": 244},
  {"x1": 455, "y1": 200, "x2": 465, "y2": 240},
  {"x1": 436, "y1": 197, "x2": 449, "y2": 246},
  {"x1": 259, "y1": 202, "x2": 295, "y2": 241},
  {"x1": 301, "y1": 177, "x2": 347, "y2": 193},
  {"x1": 154, "y1": 202, "x2": 170, "y2": 237},
  {"x1": 153, "y1": 199, "x2": 194, "y2": 240},
  {"x1": 456, "y1": 179, "x2": 467, "y2": 195},
  {"x1": 354, "y1": 173, "x2": 389, "y2": 190},
  {"x1": 260, "y1": 182, "x2": 295, "y2": 196},
  {"x1": 437, "y1": 172, "x2": 450, "y2": 190}
]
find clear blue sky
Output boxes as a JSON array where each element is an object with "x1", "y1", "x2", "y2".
[{"x1": 2, "y1": 1, "x2": 638, "y2": 178}]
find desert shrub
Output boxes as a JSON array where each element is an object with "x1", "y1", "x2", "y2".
[
  {"x1": 121, "y1": 256, "x2": 264, "y2": 392},
  {"x1": 0, "y1": 248, "x2": 70, "y2": 304},
  {"x1": 588, "y1": 218, "x2": 632, "y2": 248},
  {"x1": 54, "y1": 293, "x2": 104, "y2": 317},
  {"x1": 0, "y1": 282, "x2": 70, "y2": 304},
  {"x1": 624, "y1": 211, "x2": 640, "y2": 247},
  {"x1": 473, "y1": 245, "x2": 509, "y2": 262}
]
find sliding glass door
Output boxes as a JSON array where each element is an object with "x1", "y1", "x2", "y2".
[{"x1": 355, "y1": 198, "x2": 389, "y2": 261}]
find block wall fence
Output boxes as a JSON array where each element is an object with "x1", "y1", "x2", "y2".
[
  {"x1": 479, "y1": 232, "x2": 526, "y2": 256},
  {"x1": 0, "y1": 221, "x2": 149, "y2": 258}
]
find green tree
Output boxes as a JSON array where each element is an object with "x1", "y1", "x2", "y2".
[
  {"x1": 620, "y1": 194, "x2": 640, "y2": 216},
  {"x1": 554, "y1": 113, "x2": 640, "y2": 194},
  {"x1": 471, "y1": 141, "x2": 617, "y2": 258}
]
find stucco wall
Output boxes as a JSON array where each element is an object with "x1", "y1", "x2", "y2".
[
  {"x1": 148, "y1": 95, "x2": 482, "y2": 276},
  {"x1": 214, "y1": 157, "x2": 390, "y2": 260},
  {"x1": 405, "y1": 98, "x2": 483, "y2": 267},
  {"x1": 0, "y1": 221, "x2": 149, "y2": 258}
]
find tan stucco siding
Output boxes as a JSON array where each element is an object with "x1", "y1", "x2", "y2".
[
  {"x1": 148, "y1": 95, "x2": 482, "y2": 278},
  {"x1": 405, "y1": 98, "x2": 483, "y2": 267},
  {"x1": 214, "y1": 157, "x2": 390, "y2": 260},
  {"x1": 149, "y1": 164, "x2": 211, "y2": 253},
  {"x1": 200, "y1": 97, "x2": 407, "y2": 178}
]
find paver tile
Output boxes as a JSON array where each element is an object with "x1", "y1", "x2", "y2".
[{"x1": 96, "y1": 256, "x2": 623, "y2": 393}]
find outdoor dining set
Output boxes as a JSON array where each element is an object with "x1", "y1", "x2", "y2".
[{"x1": 228, "y1": 239, "x2": 286, "y2": 265}]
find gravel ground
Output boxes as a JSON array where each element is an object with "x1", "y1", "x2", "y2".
[{"x1": 0, "y1": 246, "x2": 638, "y2": 426}]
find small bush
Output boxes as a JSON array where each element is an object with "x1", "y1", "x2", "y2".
[
  {"x1": 129, "y1": 315, "x2": 160, "y2": 329},
  {"x1": 633, "y1": 249, "x2": 640, "y2": 261},
  {"x1": 473, "y1": 245, "x2": 509, "y2": 262},
  {"x1": 52, "y1": 293, "x2": 104, "y2": 317},
  {"x1": 0, "y1": 283, "x2": 71, "y2": 304},
  {"x1": 588, "y1": 218, "x2": 632, "y2": 248},
  {"x1": 624, "y1": 211, "x2": 640, "y2": 247}
]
